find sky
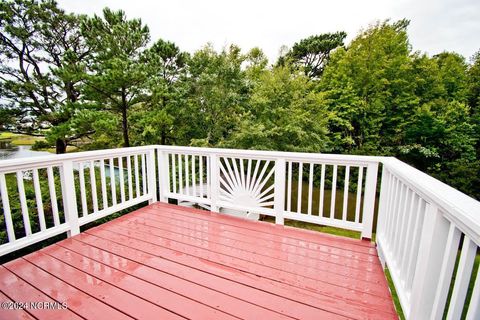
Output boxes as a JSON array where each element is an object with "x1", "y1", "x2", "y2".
[{"x1": 57, "y1": 0, "x2": 480, "y2": 63}]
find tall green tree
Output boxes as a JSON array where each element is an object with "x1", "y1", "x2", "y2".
[
  {"x1": 81, "y1": 8, "x2": 150, "y2": 147},
  {"x1": 182, "y1": 44, "x2": 248, "y2": 146},
  {"x1": 320, "y1": 20, "x2": 415, "y2": 152},
  {"x1": 0, "y1": 0, "x2": 88, "y2": 153},
  {"x1": 280, "y1": 32, "x2": 346, "y2": 78},
  {"x1": 129, "y1": 39, "x2": 189, "y2": 145},
  {"x1": 225, "y1": 66, "x2": 332, "y2": 152}
]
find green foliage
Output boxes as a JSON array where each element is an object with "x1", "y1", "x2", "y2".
[
  {"x1": 31, "y1": 140, "x2": 52, "y2": 150},
  {"x1": 0, "y1": 0, "x2": 88, "y2": 153},
  {"x1": 80, "y1": 8, "x2": 150, "y2": 147},
  {"x1": 181, "y1": 44, "x2": 249, "y2": 146},
  {"x1": 282, "y1": 32, "x2": 346, "y2": 78},
  {"x1": 224, "y1": 66, "x2": 332, "y2": 152}
]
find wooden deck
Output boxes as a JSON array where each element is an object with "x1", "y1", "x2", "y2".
[{"x1": 0, "y1": 202, "x2": 397, "y2": 320}]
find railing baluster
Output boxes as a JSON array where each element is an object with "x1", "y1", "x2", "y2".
[
  {"x1": 410, "y1": 203, "x2": 450, "y2": 319},
  {"x1": 199, "y1": 155, "x2": 204, "y2": 198},
  {"x1": 342, "y1": 165, "x2": 350, "y2": 221},
  {"x1": 100, "y1": 159, "x2": 108, "y2": 209},
  {"x1": 0, "y1": 173, "x2": 15, "y2": 242},
  {"x1": 252, "y1": 162, "x2": 274, "y2": 196},
  {"x1": 354, "y1": 166, "x2": 363, "y2": 224},
  {"x1": 406, "y1": 198, "x2": 425, "y2": 292},
  {"x1": 192, "y1": 155, "x2": 196, "y2": 197},
  {"x1": 78, "y1": 163, "x2": 88, "y2": 217},
  {"x1": 394, "y1": 187, "x2": 410, "y2": 257},
  {"x1": 223, "y1": 158, "x2": 239, "y2": 190},
  {"x1": 16, "y1": 171, "x2": 31, "y2": 236},
  {"x1": 466, "y1": 267, "x2": 480, "y2": 319},
  {"x1": 250, "y1": 159, "x2": 261, "y2": 191},
  {"x1": 431, "y1": 223, "x2": 461, "y2": 319},
  {"x1": 134, "y1": 155, "x2": 140, "y2": 197},
  {"x1": 33, "y1": 168, "x2": 46, "y2": 230},
  {"x1": 287, "y1": 161, "x2": 292, "y2": 212},
  {"x1": 246, "y1": 159, "x2": 252, "y2": 194},
  {"x1": 307, "y1": 163, "x2": 313, "y2": 215},
  {"x1": 185, "y1": 154, "x2": 189, "y2": 195},
  {"x1": 47, "y1": 166, "x2": 60, "y2": 226},
  {"x1": 361, "y1": 163, "x2": 378, "y2": 239},
  {"x1": 297, "y1": 162, "x2": 303, "y2": 214},
  {"x1": 206, "y1": 155, "x2": 210, "y2": 199},
  {"x1": 178, "y1": 154, "x2": 183, "y2": 194},
  {"x1": 127, "y1": 156, "x2": 133, "y2": 200},
  {"x1": 142, "y1": 153, "x2": 147, "y2": 195},
  {"x1": 330, "y1": 165, "x2": 337, "y2": 219},
  {"x1": 446, "y1": 236, "x2": 477, "y2": 319},
  {"x1": 89, "y1": 161, "x2": 98, "y2": 213},
  {"x1": 239, "y1": 158, "x2": 245, "y2": 191},
  {"x1": 118, "y1": 157, "x2": 125, "y2": 203},
  {"x1": 398, "y1": 188, "x2": 416, "y2": 272},
  {"x1": 400, "y1": 193, "x2": 418, "y2": 278},
  {"x1": 274, "y1": 158, "x2": 286, "y2": 225},
  {"x1": 319, "y1": 163, "x2": 325, "y2": 217},
  {"x1": 232, "y1": 158, "x2": 242, "y2": 190},
  {"x1": 109, "y1": 158, "x2": 117, "y2": 206},
  {"x1": 387, "y1": 178, "x2": 400, "y2": 246},
  {"x1": 252, "y1": 160, "x2": 270, "y2": 196}
]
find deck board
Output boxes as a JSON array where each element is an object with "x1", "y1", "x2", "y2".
[{"x1": 0, "y1": 202, "x2": 397, "y2": 320}]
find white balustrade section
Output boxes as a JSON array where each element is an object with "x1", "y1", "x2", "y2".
[
  {"x1": 376, "y1": 157, "x2": 480, "y2": 319},
  {"x1": 155, "y1": 146, "x2": 379, "y2": 238},
  {"x1": 1, "y1": 145, "x2": 480, "y2": 319},
  {"x1": 0, "y1": 146, "x2": 155, "y2": 256}
]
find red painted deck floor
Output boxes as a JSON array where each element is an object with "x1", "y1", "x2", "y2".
[{"x1": 0, "y1": 202, "x2": 397, "y2": 320}]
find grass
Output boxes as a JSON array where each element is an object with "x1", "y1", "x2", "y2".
[
  {"x1": 261, "y1": 216, "x2": 362, "y2": 239},
  {"x1": 0, "y1": 132, "x2": 45, "y2": 146},
  {"x1": 385, "y1": 268, "x2": 406, "y2": 319}
]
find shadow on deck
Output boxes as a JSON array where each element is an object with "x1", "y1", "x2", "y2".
[{"x1": 0, "y1": 202, "x2": 397, "y2": 319}]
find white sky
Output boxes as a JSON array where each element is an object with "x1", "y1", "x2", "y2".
[{"x1": 57, "y1": 0, "x2": 480, "y2": 63}]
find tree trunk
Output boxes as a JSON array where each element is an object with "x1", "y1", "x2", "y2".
[
  {"x1": 161, "y1": 130, "x2": 166, "y2": 145},
  {"x1": 121, "y1": 87, "x2": 130, "y2": 147},
  {"x1": 56, "y1": 138, "x2": 67, "y2": 154}
]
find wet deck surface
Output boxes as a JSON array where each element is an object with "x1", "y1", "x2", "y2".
[{"x1": 0, "y1": 202, "x2": 397, "y2": 319}]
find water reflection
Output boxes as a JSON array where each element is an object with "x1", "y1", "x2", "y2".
[{"x1": 0, "y1": 140, "x2": 51, "y2": 160}]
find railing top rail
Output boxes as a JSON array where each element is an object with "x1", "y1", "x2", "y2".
[
  {"x1": 154, "y1": 145, "x2": 383, "y2": 164},
  {"x1": 383, "y1": 157, "x2": 480, "y2": 244},
  {"x1": 0, "y1": 146, "x2": 153, "y2": 173}
]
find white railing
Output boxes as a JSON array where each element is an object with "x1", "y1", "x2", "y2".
[
  {"x1": 155, "y1": 146, "x2": 380, "y2": 238},
  {"x1": 0, "y1": 146, "x2": 156, "y2": 256},
  {"x1": 1, "y1": 145, "x2": 480, "y2": 319},
  {"x1": 376, "y1": 158, "x2": 480, "y2": 319}
]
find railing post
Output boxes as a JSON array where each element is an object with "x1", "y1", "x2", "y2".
[
  {"x1": 409, "y1": 203, "x2": 450, "y2": 319},
  {"x1": 375, "y1": 164, "x2": 390, "y2": 266},
  {"x1": 210, "y1": 154, "x2": 220, "y2": 212},
  {"x1": 361, "y1": 162, "x2": 378, "y2": 239},
  {"x1": 147, "y1": 149, "x2": 158, "y2": 204},
  {"x1": 274, "y1": 158, "x2": 286, "y2": 225},
  {"x1": 157, "y1": 149, "x2": 169, "y2": 203},
  {"x1": 60, "y1": 160, "x2": 80, "y2": 237}
]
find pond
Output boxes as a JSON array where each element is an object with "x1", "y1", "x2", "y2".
[{"x1": 0, "y1": 140, "x2": 51, "y2": 160}]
